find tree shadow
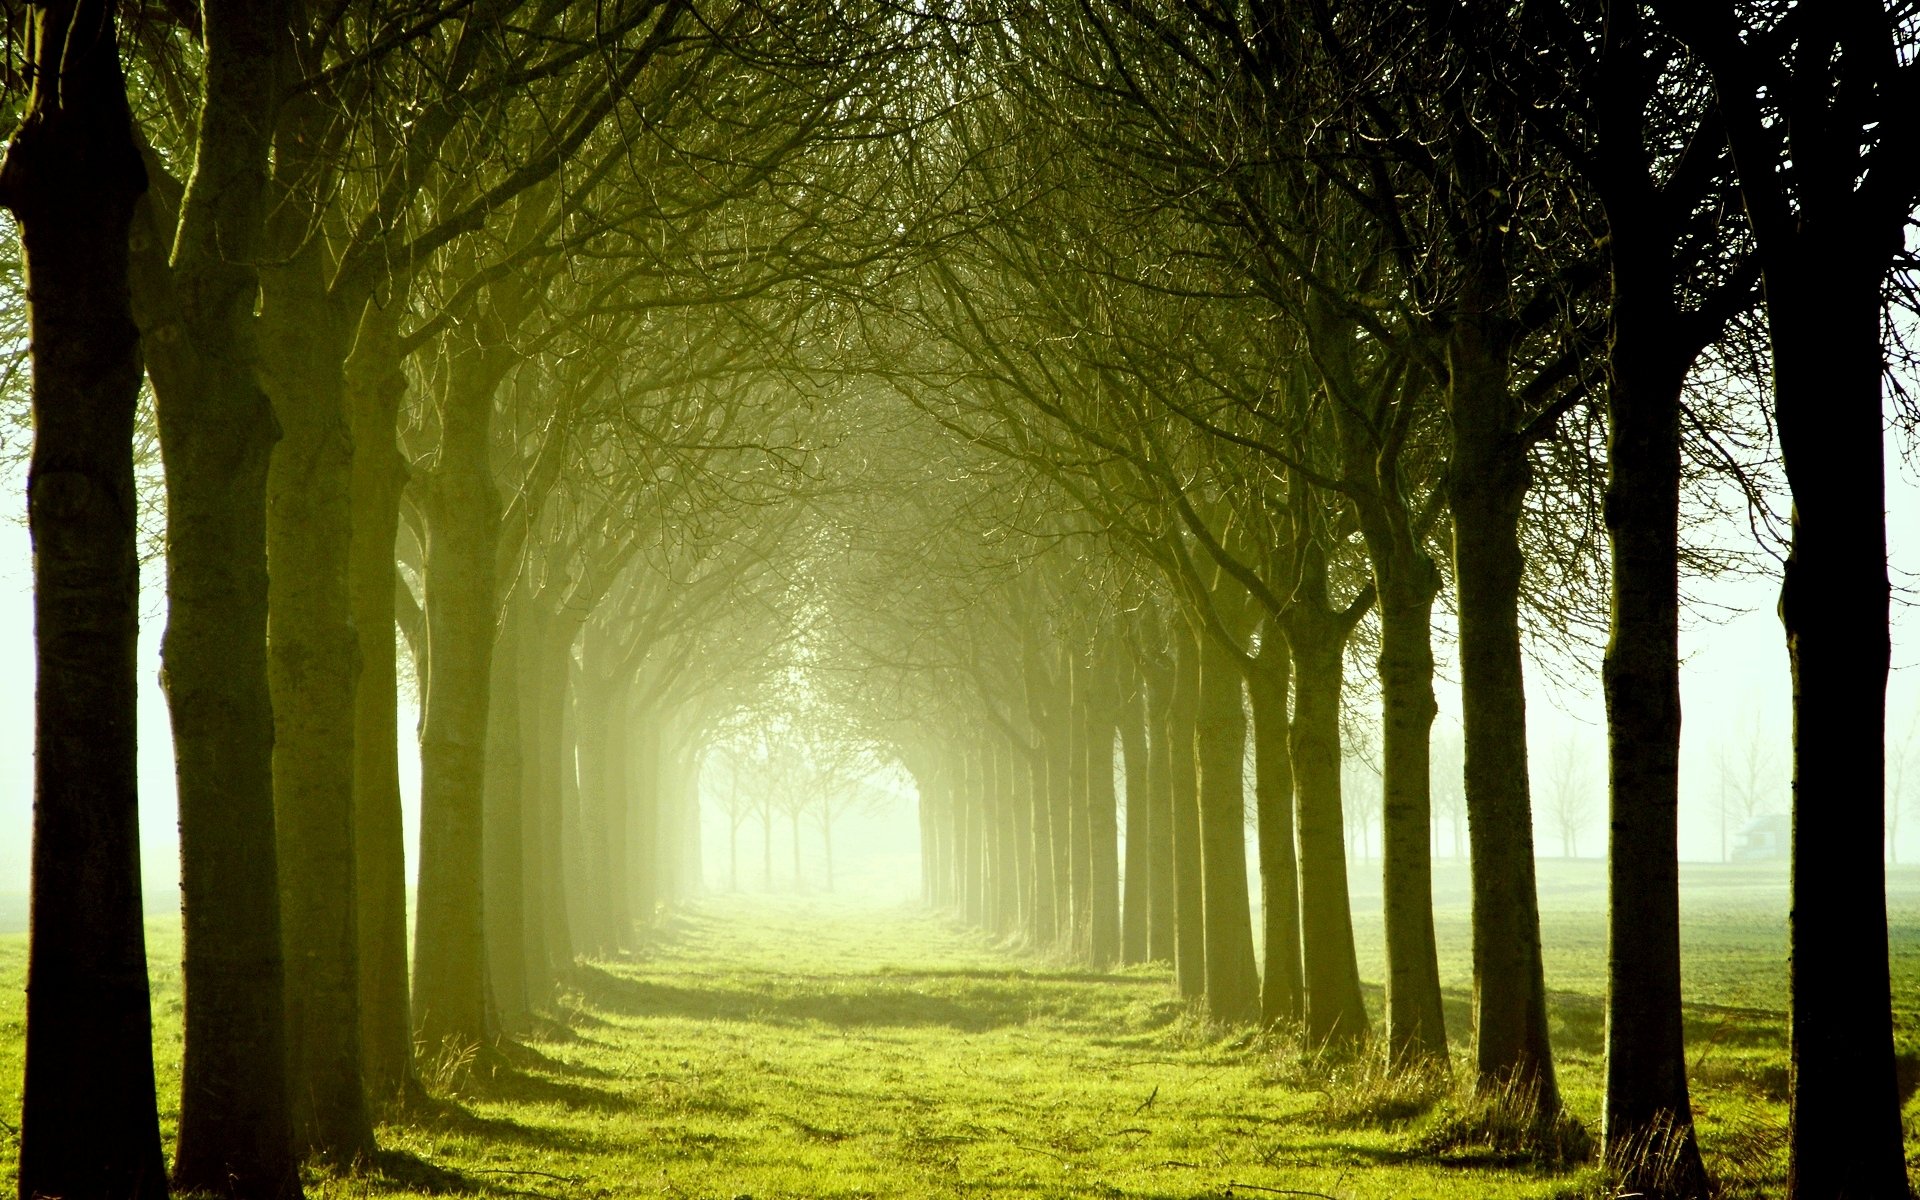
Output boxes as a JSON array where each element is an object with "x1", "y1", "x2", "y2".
[{"x1": 569, "y1": 962, "x2": 1044, "y2": 1033}]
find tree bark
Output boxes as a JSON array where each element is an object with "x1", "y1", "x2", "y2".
[
  {"x1": 1281, "y1": 558, "x2": 1369, "y2": 1051},
  {"x1": 1141, "y1": 654, "x2": 1177, "y2": 963},
  {"x1": 1774, "y1": 257, "x2": 1905, "y2": 1200},
  {"x1": 1247, "y1": 638, "x2": 1302, "y2": 1027},
  {"x1": 344, "y1": 298, "x2": 416, "y2": 1108},
  {"x1": 484, "y1": 589, "x2": 530, "y2": 1025},
  {"x1": 1194, "y1": 630, "x2": 1260, "y2": 1023},
  {"x1": 1447, "y1": 301, "x2": 1558, "y2": 1110},
  {"x1": 4, "y1": 6, "x2": 167, "y2": 1197},
  {"x1": 1118, "y1": 689, "x2": 1152, "y2": 965},
  {"x1": 259, "y1": 215, "x2": 374, "y2": 1159},
  {"x1": 412, "y1": 321, "x2": 508, "y2": 1060},
  {"x1": 1169, "y1": 627, "x2": 1206, "y2": 999},
  {"x1": 128, "y1": 0, "x2": 305, "y2": 1186}
]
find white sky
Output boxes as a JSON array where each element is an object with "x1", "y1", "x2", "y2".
[{"x1": 0, "y1": 416, "x2": 1917, "y2": 917}]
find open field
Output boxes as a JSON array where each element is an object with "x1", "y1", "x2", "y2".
[{"x1": 2, "y1": 861, "x2": 1918, "y2": 1199}]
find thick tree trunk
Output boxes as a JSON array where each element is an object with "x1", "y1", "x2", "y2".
[
  {"x1": 344, "y1": 300, "x2": 415, "y2": 1107},
  {"x1": 1374, "y1": 570, "x2": 1446, "y2": 1062},
  {"x1": 1282, "y1": 548, "x2": 1368, "y2": 1050},
  {"x1": 260, "y1": 236, "x2": 374, "y2": 1158},
  {"x1": 1447, "y1": 313, "x2": 1558, "y2": 1110},
  {"x1": 1772, "y1": 263, "x2": 1906, "y2": 1200},
  {"x1": 129, "y1": 0, "x2": 303, "y2": 1187},
  {"x1": 412, "y1": 331, "x2": 506, "y2": 1061},
  {"x1": 1599, "y1": 207, "x2": 1708, "y2": 1195},
  {"x1": 1169, "y1": 629, "x2": 1206, "y2": 999},
  {"x1": 1119, "y1": 691, "x2": 1152, "y2": 965},
  {"x1": 484, "y1": 591, "x2": 530, "y2": 1025},
  {"x1": 1194, "y1": 632, "x2": 1260, "y2": 1023},
  {"x1": 1248, "y1": 639, "x2": 1302, "y2": 1027},
  {"x1": 4, "y1": 7, "x2": 167, "y2": 1196}
]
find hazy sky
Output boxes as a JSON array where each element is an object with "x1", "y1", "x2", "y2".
[{"x1": 1, "y1": 415, "x2": 1918, "y2": 911}]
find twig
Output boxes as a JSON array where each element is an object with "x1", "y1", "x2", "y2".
[
  {"x1": 1134, "y1": 1084, "x2": 1159, "y2": 1112},
  {"x1": 1225, "y1": 1184, "x2": 1342, "y2": 1200}
]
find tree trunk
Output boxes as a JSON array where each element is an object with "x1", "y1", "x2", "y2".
[
  {"x1": 1248, "y1": 639, "x2": 1303, "y2": 1027},
  {"x1": 344, "y1": 299, "x2": 415, "y2": 1107},
  {"x1": 1169, "y1": 628, "x2": 1206, "y2": 999},
  {"x1": 1142, "y1": 656, "x2": 1177, "y2": 963},
  {"x1": 1085, "y1": 690, "x2": 1122, "y2": 970},
  {"x1": 259, "y1": 226, "x2": 374, "y2": 1159},
  {"x1": 1282, "y1": 551, "x2": 1368, "y2": 1051},
  {"x1": 1119, "y1": 691, "x2": 1152, "y2": 965},
  {"x1": 3, "y1": 7, "x2": 167, "y2": 1196},
  {"x1": 1026, "y1": 743, "x2": 1056, "y2": 938},
  {"x1": 129, "y1": 0, "x2": 304, "y2": 1186},
  {"x1": 412, "y1": 327, "x2": 506, "y2": 1062},
  {"x1": 1448, "y1": 308, "x2": 1558, "y2": 1109},
  {"x1": 1373, "y1": 565, "x2": 1447, "y2": 1062},
  {"x1": 484, "y1": 589, "x2": 529, "y2": 1026},
  {"x1": 1772, "y1": 256, "x2": 1906, "y2": 1200},
  {"x1": 1194, "y1": 631, "x2": 1260, "y2": 1024},
  {"x1": 631, "y1": 718, "x2": 661, "y2": 923}
]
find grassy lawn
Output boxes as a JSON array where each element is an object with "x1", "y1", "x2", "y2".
[{"x1": 2, "y1": 862, "x2": 1917, "y2": 1199}]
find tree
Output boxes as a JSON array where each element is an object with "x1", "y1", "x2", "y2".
[
  {"x1": 1541, "y1": 735, "x2": 1596, "y2": 859},
  {"x1": 1, "y1": 3, "x2": 167, "y2": 1198}
]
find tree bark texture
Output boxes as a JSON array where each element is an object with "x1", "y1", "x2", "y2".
[
  {"x1": 1248, "y1": 639, "x2": 1302, "y2": 1027},
  {"x1": 4, "y1": 6, "x2": 167, "y2": 1197},
  {"x1": 1194, "y1": 632, "x2": 1260, "y2": 1024},
  {"x1": 260, "y1": 193, "x2": 374, "y2": 1160}
]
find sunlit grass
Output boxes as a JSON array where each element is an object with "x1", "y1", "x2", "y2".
[{"x1": 2, "y1": 862, "x2": 1918, "y2": 1198}]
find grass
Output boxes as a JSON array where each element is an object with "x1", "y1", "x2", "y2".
[{"x1": 1, "y1": 860, "x2": 1917, "y2": 1199}]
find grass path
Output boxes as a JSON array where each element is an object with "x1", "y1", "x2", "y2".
[
  {"x1": 377, "y1": 896, "x2": 1598, "y2": 1200},
  {"x1": 11, "y1": 883, "x2": 1911, "y2": 1198}
]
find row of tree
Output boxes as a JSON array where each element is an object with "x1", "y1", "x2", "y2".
[{"x1": 4, "y1": 4, "x2": 1915, "y2": 1200}]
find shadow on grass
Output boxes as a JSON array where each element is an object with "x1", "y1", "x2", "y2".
[
  {"x1": 570, "y1": 963, "x2": 1043, "y2": 1032},
  {"x1": 365, "y1": 1147, "x2": 484, "y2": 1195}
]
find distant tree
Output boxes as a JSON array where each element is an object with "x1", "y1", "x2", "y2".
[
  {"x1": 1887, "y1": 709, "x2": 1917, "y2": 866},
  {"x1": 1715, "y1": 712, "x2": 1781, "y2": 862},
  {"x1": 1541, "y1": 736, "x2": 1597, "y2": 859},
  {"x1": 1430, "y1": 728, "x2": 1466, "y2": 859}
]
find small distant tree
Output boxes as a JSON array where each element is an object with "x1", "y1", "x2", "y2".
[
  {"x1": 1341, "y1": 718, "x2": 1382, "y2": 863},
  {"x1": 1716, "y1": 712, "x2": 1781, "y2": 861},
  {"x1": 1430, "y1": 727, "x2": 1466, "y2": 859},
  {"x1": 1888, "y1": 710, "x2": 1917, "y2": 865},
  {"x1": 1541, "y1": 736, "x2": 1597, "y2": 859}
]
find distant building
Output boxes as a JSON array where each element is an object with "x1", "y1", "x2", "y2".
[{"x1": 1732, "y1": 812, "x2": 1790, "y2": 861}]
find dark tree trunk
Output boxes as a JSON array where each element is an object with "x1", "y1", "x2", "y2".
[
  {"x1": 1447, "y1": 301, "x2": 1558, "y2": 1110},
  {"x1": 1247, "y1": 639, "x2": 1302, "y2": 1027},
  {"x1": 1774, "y1": 263, "x2": 1905, "y2": 1200},
  {"x1": 1282, "y1": 559, "x2": 1369, "y2": 1051},
  {"x1": 3, "y1": 6, "x2": 167, "y2": 1198},
  {"x1": 128, "y1": 0, "x2": 303, "y2": 1188},
  {"x1": 1194, "y1": 631, "x2": 1260, "y2": 1023},
  {"x1": 1590, "y1": 22, "x2": 1713, "y2": 1184}
]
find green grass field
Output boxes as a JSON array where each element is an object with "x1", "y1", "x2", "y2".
[{"x1": 3, "y1": 861, "x2": 1918, "y2": 1199}]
